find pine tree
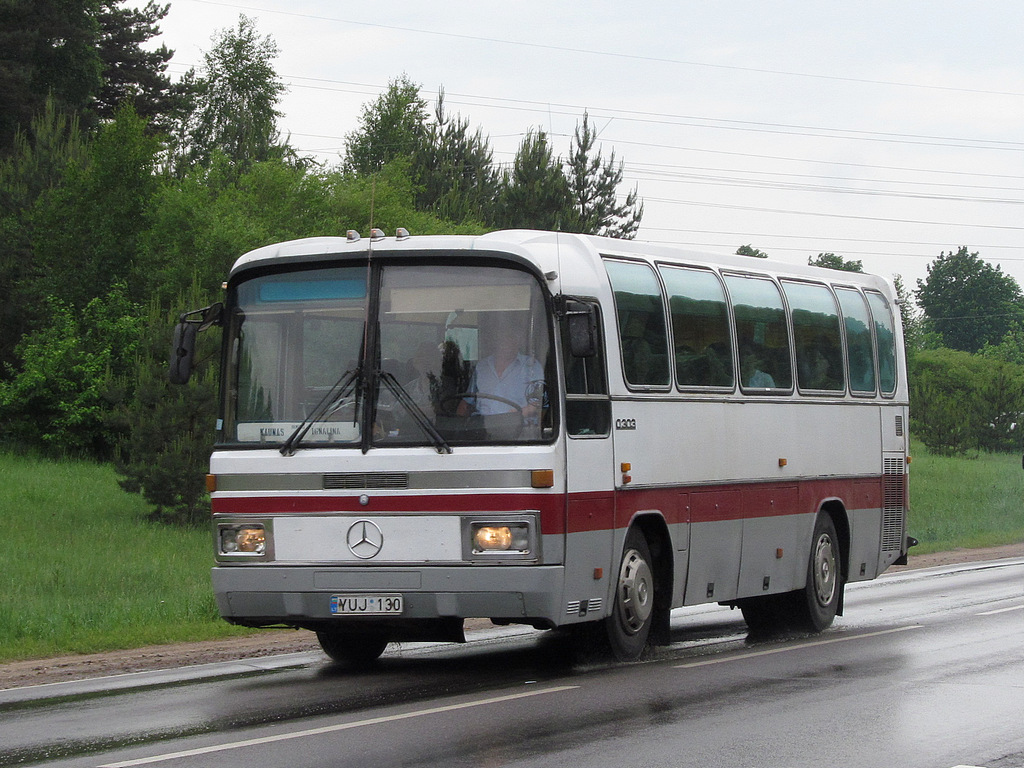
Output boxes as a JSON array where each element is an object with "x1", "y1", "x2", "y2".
[
  {"x1": 93, "y1": 0, "x2": 183, "y2": 134},
  {"x1": 564, "y1": 112, "x2": 642, "y2": 238},
  {"x1": 498, "y1": 128, "x2": 571, "y2": 230}
]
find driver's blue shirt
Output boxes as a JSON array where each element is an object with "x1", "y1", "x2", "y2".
[{"x1": 468, "y1": 353, "x2": 544, "y2": 415}]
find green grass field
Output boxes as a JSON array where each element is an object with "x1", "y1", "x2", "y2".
[
  {"x1": 1, "y1": 444, "x2": 1022, "y2": 662},
  {"x1": 907, "y1": 440, "x2": 1024, "y2": 553},
  {"x1": 1, "y1": 452, "x2": 252, "y2": 662}
]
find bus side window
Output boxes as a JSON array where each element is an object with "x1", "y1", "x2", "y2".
[
  {"x1": 561, "y1": 302, "x2": 610, "y2": 436},
  {"x1": 835, "y1": 288, "x2": 876, "y2": 395},
  {"x1": 782, "y1": 281, "x2": 844, "y2": 393},
  {"x1": 724, "y1": 274, "x2": 793, "y2": 392},
  {"x1": 660, "y1": 265, "x2": 734, "y2": 389},
  {"x1": 604, "y1": 260, "x2": 670, "y2": 388},
  {"x1": 866, "y1": 291, "x2": 898, "y2": 395}
]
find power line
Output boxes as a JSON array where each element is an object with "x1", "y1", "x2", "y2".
[
  {"x1": 643, "y1": 197, "x2": 1024, "y2": 231},
  {"x1": 180, "y1": 0, "x2": 1024, "y2": 98}
]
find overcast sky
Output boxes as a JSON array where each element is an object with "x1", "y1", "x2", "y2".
[{"x1": 135, "y1": 0, "x2": 1024, "y2": 290}]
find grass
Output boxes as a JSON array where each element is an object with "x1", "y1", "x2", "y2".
[
  {"x1": 1, "y1": 443, "x2": 1022, "y2": 663},
  {"x1": 907, "y1": 439, "x2": 1024, "y2": 554},
  {"x1": 1, "y1": 451, "x2": 252, "y2": 662}
]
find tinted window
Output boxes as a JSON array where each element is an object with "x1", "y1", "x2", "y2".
[
  {"x1": 783, "y1": 281, "x2": 844, "y2": 392},
  {"x1": 605, "y1": 260, "x2": 670, "y2": 387},
  {"x1": 835, "y1": 288, "x2": 876, "y2": 394},
  {"x1": 725, "y1": 274, "x2": 792, "y2": 391},
  {"x1": 866, "y1": 292, "x2": 898, "y2": 395},
  {"x1": 561, "y1": 303, "x2": 610, "y2": 436},
  {"x1": 660, "y1": 266, "x2": 734, "y2": 388}
]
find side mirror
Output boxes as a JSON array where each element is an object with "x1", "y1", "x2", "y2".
[
  {"x1": 169, "y1": 321, "x2": 198, "y2": 385},
  {"x1": 168, "y1": 303, "x2": 223, "y2": 385},
  {"x1": 566, "y1": 301, "x2": 598, "y2": 358}
]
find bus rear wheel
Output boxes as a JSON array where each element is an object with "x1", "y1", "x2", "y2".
[
  {"x1": 791, "y1": 512, "x2": 842, "y2": 632},
  {"x1": 316, "y1": 630, "x2": 389, "y2": 667},
  {"x1": 605, "y1": 528, "x2": 655, "y2": 661}
]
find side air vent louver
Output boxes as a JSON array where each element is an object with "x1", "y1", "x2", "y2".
[
  {"x1": 895, "y1": 415, "x2": 904, "y2": 437},
  {"x1": 881, "y1": 456, "x2": 906, "y2": 553},
  {"x1": 323, "y1": 472, "x2": 409, "y2": 490},
  {"x1": 566, "y1": 598, "x2": 604, "y2": 616}
]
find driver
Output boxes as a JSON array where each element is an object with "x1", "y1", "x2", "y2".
[{"x1": 458, "y1": 320, "x2": 544, "y2": 419}]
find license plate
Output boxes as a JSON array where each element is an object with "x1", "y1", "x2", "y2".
[{"x1": 330, "y1": 594, "x2": 403, "y2": 615}]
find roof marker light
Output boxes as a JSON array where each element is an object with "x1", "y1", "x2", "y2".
[
  {"x1": 346, "y1": 230, "x2": 360, "y2": 243},
  {"x1": 396, "y1": 227, "x2": 411, "y2": 241},
  {"x1": 370, "y1": 228, "x2": 385, "y2": 242}
]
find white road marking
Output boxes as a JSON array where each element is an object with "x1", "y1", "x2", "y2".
[
  {"x1": 98, "y1": 685, "x2": 579, "y2": 767},
  {"x1": 674, "y1": 625, "x2": 924, "y2": 668},
  {"x1": 977, "y1": 604, "x2": 1023, "y2": 616}
]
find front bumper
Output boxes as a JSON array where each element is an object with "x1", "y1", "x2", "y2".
[{"x1": 211, "y1": 564, "x2": 567, "y2": 632}]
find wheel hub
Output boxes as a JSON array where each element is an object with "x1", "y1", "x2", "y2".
[
  {"x1": 616, "y1": 549, "x2": 654, "y2": 634},
  {"x1": 813, "y1": 533, "x2": 837, "y2": 605}
]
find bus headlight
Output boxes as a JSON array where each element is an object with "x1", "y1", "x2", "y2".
[
  {"x1": 472, "y1": 522, "x2": 531, "y2": 554},
  {"x1": 218, "y1": 523, "x2": 268, "y2": 556}
]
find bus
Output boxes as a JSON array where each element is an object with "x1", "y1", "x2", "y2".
[{"x1": 171, "y1": 228, "x2": 912, "y2": 664}]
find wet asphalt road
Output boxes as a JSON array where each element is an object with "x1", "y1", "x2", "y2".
[{"x1": 2, "y1": 558, "x2": 1022, "y2": 768}]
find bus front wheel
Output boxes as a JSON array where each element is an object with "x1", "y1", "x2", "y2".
[
  {"x1": 316, "y1": 630, "x2": 389, "y2": 667},
  {"x1": 792, "y1": 512, "x2": 842, "y2": 632},
  {"x1": 606, "y1": 528, "x2": 655, "y2": 661}
]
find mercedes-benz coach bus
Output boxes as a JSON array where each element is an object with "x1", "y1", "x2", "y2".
[{"x1": 171, "y1": 229, "x2": 912, "y2": 664}]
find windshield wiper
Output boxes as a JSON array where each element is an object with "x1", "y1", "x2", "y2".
[
  {"x1": 378, "y1": 371, "x2": 452, "y2": 454},
  {"x1": 280, "y1": 368, "x2": 360, "y2": 456}
]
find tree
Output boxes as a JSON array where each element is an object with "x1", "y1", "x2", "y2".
[
  {"x1": 413, "y1": 90, "x2": 499, "y2": 223},
  {"x1": 916, "y1": 247, "x2": 1024, "y2": 354},
  {"x1": 0, "y1": 99, "x2": 89, "y2": 371},
  {"x1": 93, "y1": 0, "x2": 181, "y2": 133},
  {"x1": 808, "y1": 252, "x2": 863, "y2": 272},
  {"x1": 498, "y1": 128, "x2": 571, "y2": 230},
  {"x1": 342, "y1": 74, "x2": 428, "y2": 176},
  {"x1": 176, "y1": 15, "x2": 286, "y2": 170},
  {"x1": 736, "y1": 244, "x2": 768, "y2": 258},
  {"x1": 31, "y1": 104, "x2": 160, "y2": 309},
  {"x1": 910, "y1": 347, "x2": 1024, "y2": 455},
  {"x1": 892, "y1": 274, "x2": 925, "y2": 355},
  {"x1": 0, "y1": 0, "x2": 103, "y2": 153},
  {"x1": 113, "y1": 286, "x2": 218, "y2": 526},
  {"x1": 563, "y1": 112, "x2": 642, "y2": 238}
]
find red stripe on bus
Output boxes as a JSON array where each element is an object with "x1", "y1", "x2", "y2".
[{"x1": 211, "y1": 475, "x2": 897, "y2": 535}]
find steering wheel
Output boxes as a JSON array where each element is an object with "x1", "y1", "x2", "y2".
[{"x1": 441, "y1": 392, "x2": 524, "y2": 415}]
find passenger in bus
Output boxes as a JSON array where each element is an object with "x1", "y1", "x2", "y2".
[
  {"x1": 740, "y1": 345, "x2": 776, "y2": 388},
  {"x1": 402, "y1": 342, "x2": 440, "y2": 420},
  {"x1": 458, "y1": 322, "x2": 544, "y2": 418},
  {"x1": 799, "y1": 343, "x2": 835, "y2": 390},
  {"x1": 702, "y1": 341, "x2": 733, "y2": 387}
]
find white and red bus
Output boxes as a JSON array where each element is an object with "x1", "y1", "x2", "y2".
[{"x1": 172, "y1": 229, "x2": 911, "y2": 663}]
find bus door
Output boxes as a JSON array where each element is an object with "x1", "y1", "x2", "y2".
[{"x1": 560, "y1": 303, "x2": 616, "y2": 621}]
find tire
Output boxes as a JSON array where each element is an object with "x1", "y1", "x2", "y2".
[
  {"x1": 738, "y1": 594, "x2": 789, "y2": 636},
  {"x1": 791, "y1": 512, "x2": 842, "y2": 632},
  {"x1": 316, "y1": 630, "x2": 389, "y2": 667},
  {"x1": 605, "y1": 528, "x2": 656, "y2": 661}
]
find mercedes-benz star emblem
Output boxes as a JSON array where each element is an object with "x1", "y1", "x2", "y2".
[{"x1": 346, "y1": 520, "x2": 384, "y2": 559}]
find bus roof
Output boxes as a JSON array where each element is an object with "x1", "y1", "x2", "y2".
[{"x1": 229, "y1": 229, "x2": 897, "y2": 297}]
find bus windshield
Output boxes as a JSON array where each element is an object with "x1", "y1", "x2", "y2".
[{"x1": 224, "y1": 261, "x2": 555, "y2": 448}]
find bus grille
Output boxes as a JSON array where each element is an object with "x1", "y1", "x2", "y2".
[
  {"x1": 881, "y1": 457, "x2": 906, "y2": 553},
  {"x1": 323, "y1": 472, "x2": 409, "y2": 490}
]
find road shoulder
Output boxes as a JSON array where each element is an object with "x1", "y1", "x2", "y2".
[{"x1": 2, "y1": 543, "x2": 1022, "y2": 691}]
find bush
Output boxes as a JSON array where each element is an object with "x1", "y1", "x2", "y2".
[
  {"x1": 0, "y1": 285, "x2": 141, "y2": 458},
  {"x1": 910, "y1": 348, "x2": 1024, "y2": 455}
]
